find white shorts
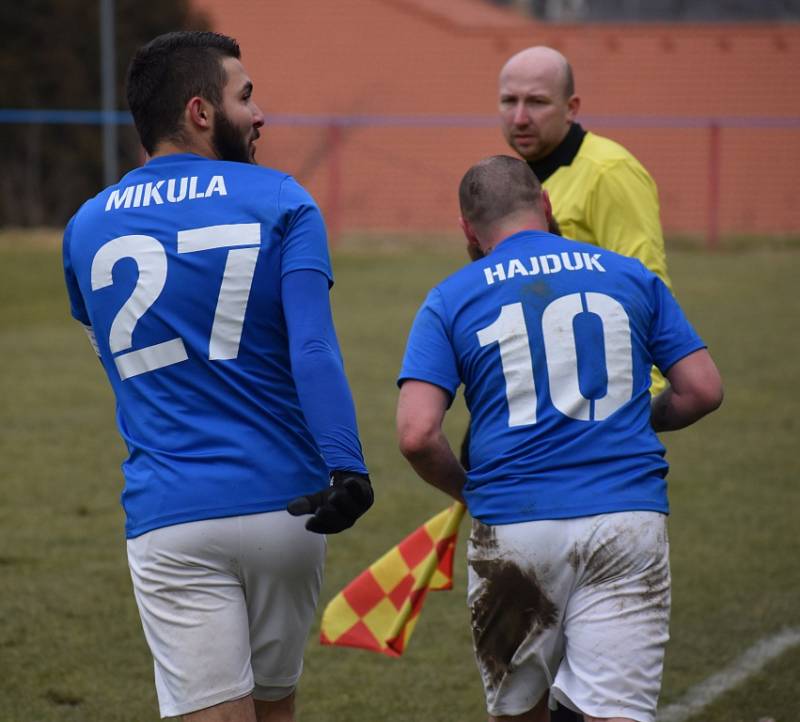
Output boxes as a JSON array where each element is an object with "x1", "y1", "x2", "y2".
[
  {"x1": 467, "y1": 511, "x2": 670, "y2": 722},
  {"x1": 127, "y1": 511, "x2": 325, "y2": 718}
]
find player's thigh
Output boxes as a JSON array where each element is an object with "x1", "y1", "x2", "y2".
[
  {"x1": 467, "y1": 518, "x2": 578, "y2": 717},
  {"x1": 238, "y1": 510, "x2": 326, "y2": 700},
  {"x1": 127, "y1": 517, "x2": 255, "y2": 717},
  {"x1": 554, "y1": 511, "x2": 670, "y2": 722}
]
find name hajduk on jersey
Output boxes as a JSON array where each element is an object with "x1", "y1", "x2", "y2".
[
  {"x1": 483, "y1": 251, "x2": 607, "y2": 286},
  {"x1": 105, "y1": 175, "x2": 227, "y2": 212}
]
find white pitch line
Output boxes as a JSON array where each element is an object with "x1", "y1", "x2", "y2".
[{"x1": 656, "y1": 626, "x2": 800, "y2": 722}]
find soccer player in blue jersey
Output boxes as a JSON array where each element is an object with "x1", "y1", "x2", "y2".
[
  {"x1": 396, "y1": 156, "x2": 722, "y2": 722},
  {"x1": 62, "y1": 31, "x2": 373, "y2": 722}
]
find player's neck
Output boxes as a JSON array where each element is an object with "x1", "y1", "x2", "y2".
[
  {"x1": 150, "y1": 136, "x2": 216, "y2": 161},
  {"x1": 487, "y1": 216, "x2": 549, "y2": 253}
]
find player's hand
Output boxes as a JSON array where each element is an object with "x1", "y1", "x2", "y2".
[{"x1": 287, "y1": 471, "x2": 374, "y2": 534}]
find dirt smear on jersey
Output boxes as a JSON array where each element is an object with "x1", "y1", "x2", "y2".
[
  {"x1": 469, "y1": 557, "x2": 558, "y2": 689},
  {"x1": 522, "y1": 279, "x2": 553, "y2": 298}
]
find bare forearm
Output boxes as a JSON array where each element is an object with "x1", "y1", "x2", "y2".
[
  {"x1": 651, "y1": 388, "x2": 684, "y2": 431},
  {"x1": 651, "y1": 386, "x2": 719, "y2": 432},
  {"x1": 401, "y1": 433, "x2": 467, "y2": 504},
  {"x1": 652, "y1": 349, "x2": 723, "y2": 432},
  {"x1": 397, "y1": 380, "x2": 468, "y2": 503}
]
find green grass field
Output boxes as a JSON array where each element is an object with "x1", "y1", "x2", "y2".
[{"x1": 0, "y1": 232, "x2": 798, "y2": 722}]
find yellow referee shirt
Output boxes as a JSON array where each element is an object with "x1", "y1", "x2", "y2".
[{"x1": 532, "y1": 124, "x2": 671, "y2": 392}]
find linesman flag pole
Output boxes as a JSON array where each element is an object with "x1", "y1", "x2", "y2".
[{"x1": 320, "y1": 502, "x2": 466, "y2": 656}]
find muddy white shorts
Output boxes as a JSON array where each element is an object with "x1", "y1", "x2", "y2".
[
  {"x1": 467, "y1": 511, "x2": 670, "y2": 722},
  {"x1": 127, "y1": 511, "x2": 325, "y2": 718}
]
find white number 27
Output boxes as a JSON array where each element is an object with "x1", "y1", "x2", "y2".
[
  {"x1": 477, "y1": 296, "x2": 633, "y2": 425},
  {"x1": 90, "y1": 223, "x2": 260, "y2": 381}
]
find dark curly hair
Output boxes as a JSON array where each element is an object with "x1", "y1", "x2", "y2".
[{"x1": 125, "y1": 31, "x2": 240, "y2": 154}]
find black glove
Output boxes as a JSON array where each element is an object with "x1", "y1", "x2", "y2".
[{"x1": 287, "y1": 471, "x2": 374, "y2": 534}]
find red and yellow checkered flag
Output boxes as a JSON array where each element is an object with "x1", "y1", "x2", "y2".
[{"x1": 320, "y1": 501, "x2": 466, "y2": 656}]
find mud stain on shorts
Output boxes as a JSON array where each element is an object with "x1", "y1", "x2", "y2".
[
  {"x1": 469, "y1": 558, "x2": 558, "y2": 688},
  {"x1": 583, "y1": 524, "x2": 632, "y2": 584},
  {"x1": 583, "y1": 517, "x2": 670, "y2": 613},
  {"x1": 642, "y1": 522, "x2": 670, "y2": 610},
  {"x1": 640, "y1": 563, "x2": 669, "y2": 611},
  {"x1": 470, "y1": 519, "x2": 499, "y2": 553},
  {"x1": 567, "y1": 544, "x2": 581, "y2": 573}
]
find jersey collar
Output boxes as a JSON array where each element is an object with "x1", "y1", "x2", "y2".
[
  {"x1": 145, "y1": 152, "x2": 208, "y2": 167},
  {"x1": 528, "y1": 122, "x2": 587, "y2": 183},
  {"x1": 495, "y1": 229, "x2": 554, "y2": 252}
]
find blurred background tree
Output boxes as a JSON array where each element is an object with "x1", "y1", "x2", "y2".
[{"x1": 0, "y1": 0, "x2": 207, "y2": 227}]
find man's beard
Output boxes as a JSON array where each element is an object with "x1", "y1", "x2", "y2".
[{"x1": 212, "y1": 109, "x2": 255, "y2": 164}]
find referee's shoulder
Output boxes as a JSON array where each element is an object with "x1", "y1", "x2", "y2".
[{"x1": 579, "y1": 131, "x2": 646, "y2": 171}]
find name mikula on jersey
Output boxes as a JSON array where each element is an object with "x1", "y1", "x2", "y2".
[
  {"x1": 483, "y1": 251, "x2": 606, "y2": 286},
  {"x1": 105, "y1": 175, "x2": 227, "y2": 212}
]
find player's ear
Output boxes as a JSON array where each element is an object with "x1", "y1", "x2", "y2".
[
  {"x1": 186, "y1": 96, "x2": 213, "y2": 130},
  {"x1": 459, "y1": 216, "x2": 476, "y2": 243},
  {"x1": 461, "y1": 216, "x2": 486, "y2": 261},
  {"x1": 566, "y1": 94, "x2": 580, "y2": 122},
  {"x1": 541, "y1": 190, "x2": 554, "y2": 226}
]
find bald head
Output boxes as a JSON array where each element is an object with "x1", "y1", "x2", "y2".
[
  {"x1": 459, "y1": 155, "x2": 547, "y2": 241},
  {"x1": 498, "y1": 46, "x2": 579, "y2": 162},
  {"x1": 499, "y1": 46, "x2": 574, "y2": 100}
]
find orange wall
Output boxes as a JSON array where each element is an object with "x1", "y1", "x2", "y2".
[{"x1": 191, "y1": 0, "x2": 800, "y2": 239}]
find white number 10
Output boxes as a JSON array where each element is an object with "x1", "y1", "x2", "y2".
[
  {"x1": 477, "y1": 296, "x2": 633, "y2": 426},
  {"x1": 90, "y1": 223, "x2": 260, "y2": 381}
]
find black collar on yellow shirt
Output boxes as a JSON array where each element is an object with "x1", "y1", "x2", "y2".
[{"x1": 529, "y1": 122, "x2": 587, "y2": 183}]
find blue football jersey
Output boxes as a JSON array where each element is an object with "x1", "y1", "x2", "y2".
[
  {"x1": 63, "y1": 154, "x2": 334, "y2": 537},
  {"x1": 399, "y1": 231, "x2": 706, "y2": 524}
]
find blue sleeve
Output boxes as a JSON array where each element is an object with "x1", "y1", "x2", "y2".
[
  {"x1": 279, "y1": 177, "x2": 334, "y2": 285},
  {"x1": 397, "y1": 288, "x2": 461, "y2": 402},
  {"x1": 648, "y1": 275, "x2": 706, "y2": 373},
  {"x1": 62, "y1": 215, "x2": 90, "y2": 324},
  {"x1": 282, "y1": 268, "x2": 367, "y2": 474}
]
